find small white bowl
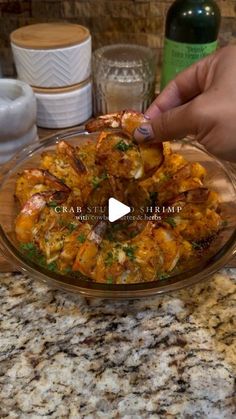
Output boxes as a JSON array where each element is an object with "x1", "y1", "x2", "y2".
[{"x1": 0, "y1": 79, "x2": 38, "y2": 163}]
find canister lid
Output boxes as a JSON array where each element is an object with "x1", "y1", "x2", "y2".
[
  {"x1": 10, "y1": 23, "x2": 90, "y2": 49},
  {"x1": 33, "y1": 78, "x2": 91, "y2": 94}
]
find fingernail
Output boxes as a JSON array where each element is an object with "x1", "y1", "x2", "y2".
[{"x1": 134, "y1": 123, "x2": 155, "y2": 143}]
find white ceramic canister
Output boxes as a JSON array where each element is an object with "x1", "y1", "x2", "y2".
[
  {"x1": 0, "y1": 79, "x2": 38, "y2": 164},
  {"x1": 34, "y1": 79, "x2": 92, "y2": 129},
  {"x1": 10, "y1": 23, "x2": 91, "y2": 88}
]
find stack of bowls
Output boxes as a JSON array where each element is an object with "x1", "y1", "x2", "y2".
[{"x1": 10, "y1": 23, "x2": 92, "y2": 129}]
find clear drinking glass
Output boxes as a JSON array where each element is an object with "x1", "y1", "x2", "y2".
[{"x1": 93, "y1": 44, "x2": 157, "y2": 115}]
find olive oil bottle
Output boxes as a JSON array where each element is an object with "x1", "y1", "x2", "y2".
[{"x1": 160, "y1": 0, "x2": 221, "y2": 90}]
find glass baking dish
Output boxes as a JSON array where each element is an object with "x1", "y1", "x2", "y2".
[{"x1": 0, "y1": 127, "x2": 235, "y2": 299}]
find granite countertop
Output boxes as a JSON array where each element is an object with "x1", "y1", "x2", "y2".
[{"x1": 0, "y1": 269, "x2": 235, "y2": 419}]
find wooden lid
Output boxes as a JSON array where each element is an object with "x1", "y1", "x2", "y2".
[
  {"x1": 10, "y1": 23, "x2": 90, "y2": 49},
  {"x1": 33, "y1": 78, "x2": 91, "y2": 94}
]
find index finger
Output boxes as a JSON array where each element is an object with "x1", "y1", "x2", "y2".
[{"x1": 145, "y1": 53, "x2": 215, "y2": 120}]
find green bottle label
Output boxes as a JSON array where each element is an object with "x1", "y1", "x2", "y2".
[{"x1": 161, "y1": 38, "x2": 218, "y2": 90}]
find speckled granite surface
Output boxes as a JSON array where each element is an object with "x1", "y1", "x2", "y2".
[{"x1": 0, "y1": 270, "x2": 235, "y2": 418}]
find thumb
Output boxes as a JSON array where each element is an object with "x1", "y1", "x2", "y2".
[{"x1": 134, "y1": 102, "x2": 198, "y2": 143}]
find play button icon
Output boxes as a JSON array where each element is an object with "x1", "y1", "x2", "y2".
[{"x1": 108, "y1": 198, "x2": 131, "y2": 222}]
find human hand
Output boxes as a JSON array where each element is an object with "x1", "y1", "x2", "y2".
[{"x1": 134, "y1": 46, "x2": 236, "y2": 162}]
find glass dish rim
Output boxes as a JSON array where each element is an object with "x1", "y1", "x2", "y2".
[{"x1": 0, "y1": 126, "x2": 236, "y2": 298}]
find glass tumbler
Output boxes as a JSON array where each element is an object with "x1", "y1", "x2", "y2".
[{"x1": 93, "y1": 44, "x2": 157, "y2": 115}]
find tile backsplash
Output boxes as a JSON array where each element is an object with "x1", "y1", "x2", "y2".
[{"x1": 1, "y1": 0, "x2": 236, "y2": 76}]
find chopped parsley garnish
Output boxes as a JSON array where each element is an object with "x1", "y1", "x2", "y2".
[
  {"x1": 106, "y1": 231, "x2": 114, "y2": 242},
  {"x1": 19, "y1": 242, "x2": 37, "y2": 257},
  {"x1": 101, "y1": 172, "x2": 108, "y2": 180},
  {"x1": 59, "y1": 220, "x2": 77, "y2": 232},
  {"x1": 91, "y1": 172, "x2": 108, "y2": 189},
  {"x1": 47, "y1": 261, "x2": 58, "y2": 271},
  {"x1": 107, "y1": 275, "x2": 114, "y2": 284},
  {"x1": 47, "y1": 201, "x2": 58, "y2": 208},
  {"x1": 91, "y1": 177, "x2": 101, "y2": 189},
  {"x1": 127, "y1": 230, "x2": 137, "y2": 239},
  {"x1": 67, "y1": 223, "x2": 77, "y2": 233},
  {"x1": 149, "y1": 191, "x2": 158, "y2": 204},
  {"x1": 165, "y1": 217, "x2": 177, "y2": 228},
  {"x1": 77, "y1": 233, "x2": 86, "y2": 243},
  {"x1": 160, "y1": 173, "x2": 171, "y2": 182},
  {"x1": 19, "y1": 242, "x2": 58, "y2": 272},
  {"x1": 48, "y1": 201, "x2": 62, "y2": 212},
  {"x1": 191, "y1": 241, "x2": 203, "y2": 250},
  {"x1": 159, "y1": 273, "x2": 170, "y2": 280},
  {"x1": 20, "y1": 242, "x2": 35, "y2": 250},
  {"x1": 221, "y1": 220, "x2": 228, "y2": 228},
  {"x1": 78, "y1": 151, "x2": 87, "y2": 159},
  {"x1": 112, "y1": 223, "x2": 123, "y2": 231},
  {"x1": 123, "y1": 245, "x2": 137, "y2": 261},
  {"x1": 115, "y1": 140, "x2": 133, "y2": 152},
  {"x1": 105, "y1": 251, "x2": 114, "y2": 267}
]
